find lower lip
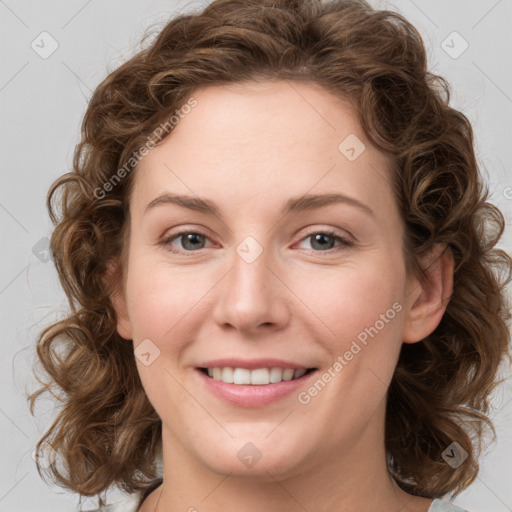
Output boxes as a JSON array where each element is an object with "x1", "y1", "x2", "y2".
[{"x1": 195, "y1": 369, "x2": 317, "y2": 407}]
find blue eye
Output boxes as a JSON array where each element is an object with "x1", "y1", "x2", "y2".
[
  {"x1": 298, "y1": 231, "x2": 353, "y2": 252},
  {"x1": 161, "y1": 229, "x2": 352, "y2": 255},
  {"x1": 163, "y1": 231, "x2": 211, "y2": 253}
]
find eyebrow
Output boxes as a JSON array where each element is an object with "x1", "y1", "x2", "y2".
[{"x1": 143, "y1": 192, "x2": 375, "y2": 219}]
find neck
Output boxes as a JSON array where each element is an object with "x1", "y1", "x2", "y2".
[{"x1": 143, "y1": 407, "x2": 433, "y2": 512}]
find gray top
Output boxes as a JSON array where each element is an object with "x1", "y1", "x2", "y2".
[{"x1": 83, "y1": 496, "x2": 470, "y2": 512}]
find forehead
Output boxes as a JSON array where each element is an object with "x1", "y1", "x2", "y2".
[{"x1": 131, "y1": 80, "x2": 396, "y2": 220}]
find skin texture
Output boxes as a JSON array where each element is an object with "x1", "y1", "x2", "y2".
[{"x1": 110, "y1": 80, "x2": 453, "y2": 512}]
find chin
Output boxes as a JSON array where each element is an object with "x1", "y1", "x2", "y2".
[{"x1": 189, "y1": 433, "x2": 314, "y2": 481}]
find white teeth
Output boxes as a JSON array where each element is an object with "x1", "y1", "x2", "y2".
[
  {"x1": 233, "y1": 368, "x2": 251, "y2": 384},
  {"x1": 282, "y1": 368, "x2": 294, "y2": 381},
  {"x1": 221, "y1": 367, "x2": 234, "y2": 383},
  {"x1": 269, "y1": 367, "x2": 283, "y2": 383},
  {"x1": 204, "y1": 367, "x2": 310, "y2": 385},
  {"x1": 251, "y1": 368, "x2": 270, "y2": 385}
]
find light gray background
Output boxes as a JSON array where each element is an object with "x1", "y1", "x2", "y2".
[{"x1": 1, "y1": 1, "x2": 511, "y2": 511}]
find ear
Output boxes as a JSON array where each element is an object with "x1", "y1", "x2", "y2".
[
  {"x1": 105, "y1": 258, "x2": 133, "y2": 340},
  {"x1": 402, "y1": 244, "x2": 454, "y2": 344}
]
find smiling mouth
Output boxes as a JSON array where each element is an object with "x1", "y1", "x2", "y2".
[{"x1": 198, "y1": 367, "x2": 317, "y2": 385}]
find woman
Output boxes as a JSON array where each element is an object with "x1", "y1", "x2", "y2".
[{"x1": 30, "y1": 1, "x2": 511, "y2": 511}]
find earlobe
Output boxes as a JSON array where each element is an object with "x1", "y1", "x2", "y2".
[
  {"x1": 111, "y1": 288, "x2": 133, "y2": 340},
  {"x1": 105, "y1": 259, "x2": 133, "y2": 341},
  {"x1": 402, "y1": 244, "x2": 454, "y2": 344}
]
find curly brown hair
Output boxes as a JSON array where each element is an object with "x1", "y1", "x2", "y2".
[{"x1": 29, "y1": 0, "x2": 511, "y2": 504}]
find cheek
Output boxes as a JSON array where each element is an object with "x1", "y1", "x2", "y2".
[
  {"x1": 125, "y1": 256, "x2": 207, "y2": 342},
  {"x1": 124, "y1": 259, "x2": 202, "y2": 410},
  {"x1": 126, "y1": 242, "x2": 407, "y2": 360},
  {"x1": 298, "y1": 262, "x2": 405, "y2": 345}
]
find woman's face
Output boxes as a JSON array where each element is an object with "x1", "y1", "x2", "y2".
[{"x1": 113, "y1": 80, "x2": 433, "y2": 480}]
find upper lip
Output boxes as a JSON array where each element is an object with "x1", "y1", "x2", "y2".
[{"x1": 195, "y1": 358, "x2": 315, "y2": 370}]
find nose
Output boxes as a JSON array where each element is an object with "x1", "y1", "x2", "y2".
[{"x1": 212, "y1": 243, "x2": 290, "y2": 335}]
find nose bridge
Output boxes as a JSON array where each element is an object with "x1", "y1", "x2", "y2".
[{"x1": 212, "y1": 236, "x2": 288, "y2": 333}]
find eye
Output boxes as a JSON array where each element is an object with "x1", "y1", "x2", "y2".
[
  {"x1": 162, "y1": 231, "x2": 213, "y2": 253},
  {"x1": 297, "y1": 230, "x2": 353, "y2": 253},
  {"x1": 161, "y1": 229, "x2": 353, "y2": 255}
]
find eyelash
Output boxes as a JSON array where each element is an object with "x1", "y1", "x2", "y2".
[{"x1": 161, "y1": 228, "x2": 354, "y2": 255}]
